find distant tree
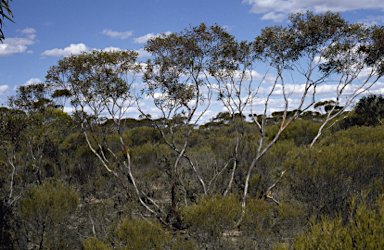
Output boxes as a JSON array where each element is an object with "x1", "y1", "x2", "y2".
[
  {"x1": 355, "y1": 94, "x2": 384, "y2": 126},
  {"x1": 314, "y1": 100, "x2": 343, "y2": 114}
]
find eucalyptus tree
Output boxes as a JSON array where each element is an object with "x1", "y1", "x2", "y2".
[
  {"x1": 211, "y1": 39, "x2": 256, "y2": 196},
  {"x1": 205, "y1": 11, "x2": 384, "y2": 222},
  {"x1": 1, "y1": 83, "x2": 73, "y2": 248},
  {"x1": 0, "y1": 105, "x2": 28, "y2": 248},
  {"x1": 240, "y1": 12, "x2": 351, "y2": 212},
  {"x1": 45, "y1": 50, "x2": 173, "y2": 227},
  {"x1": 309, "y1": 20, "x2": 384, "y2": 146},
  {"x1": 1, "y1": 83, "x2": 55, "y2": 208},
  {"x1": 143, "y1": 23, "x2": 236, "y2": 219},
  {"x1": 140, "y1": 12, "x2": 384, "y2": 226}
]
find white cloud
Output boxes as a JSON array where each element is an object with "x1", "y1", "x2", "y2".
[
  {"x1": 243, "y1": 0, "x2": 384, "y2": 21},
  {"x1": 13, "y1": 78, "x2": 42, "y2": 91},
  {"x1": 366, "y1": 84, "x2": 384, "y2": 95},
  {"x1": 222, "y1": 25, "x2": 234, "y2": 32},
  {"x1": 0, "y1": 43, "x2": 28, "y2": 56},
  {"x1": 261, "y1": 12, "x2": 286, "y2": 22},
  {"x1": 42, "y1": 44, "x2": 145, "y2": 58},
  {"x1": 41, "y1": 43, "x2": 89, "y2": 57},
  {"x1": 90, "y1": 46, "x2": 126, "y2": 52},
  {"x1": 101, "y1": 29, "x2": 133, "y2": 39},
  {"x1": 0, "y1": 85, "x2": 10, "y2": 95},
  {"x1": 132, "y1": 82, "x2": 145, "y2": 89},
  {"x1": 193, "y1": 110, "x2": 217, "y2": 124},
  {"x1": 144, "y1": 92, "x2": 168, "y2": 101},
  {"x1": 133, "y1": 31, "x2": 172, "y2": 44},
  {"x1": 103, "y1": 46, "x2": 122, "y2": 52},
  {"x1": 136, "y1": 48, "x2": 151, "y2": 58},
  {"x1": 24, "y1": 78, "x2": 41, "y2": 86},
  {"x1": 0, "y1": 28, "x2": 37, "y2": 56},
  {"x1": 19, "y1": 27, "x2": 37, "y2": 39}
]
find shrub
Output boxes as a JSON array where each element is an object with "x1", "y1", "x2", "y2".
[
  {"x1": 114, "y1": 217, "x2": 194, "y2": 250},
  {"x1": 275, "y1": 194, "x2": 384, "y2": 249},
  {"x1": 181, "y1": 194, "x2": 241, "y2": 249}
]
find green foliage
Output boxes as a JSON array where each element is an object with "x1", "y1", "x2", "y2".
[
  {"x1": 83, "y1": 237, "x2": 112, "y2": 250},
  {"x1": 19, "y1": 182, "x2": 78, "y2": 222},
  {"x1": 181, "y1": 195, "x2": 241, "y2": 248},
  {"x1": 114, "y1": 217, "x2": 194, "y2": 250},
  {"x1": 321, "y1": 124, "x2": 384, "y2": 145},
  {"x1": 267, "y1": 119, "x2": 320, "y2": 146},
  {"x1": 239, "y1": 198, "x2": 304, "y2": 249},
  {"x1": 19, "y1": 181, "x2": 79, "y2": 248},
  {"x1": 46, "y1": 49, "x2": 140, "y2": 126},
  {"x1": 283, "y1": 126, "x2": 384, "y2": 217},
  {"x1": 355, "y1": 94, "x2": 384, "y2": 126},
  {"x1": 275, "y1": 194, "x2": 384, "y2": 250},
  {"x1": 9, "y1": 83, "x2": 53, "y2": 112},
  {"x1": 0, "y1": 198, "x2": 21, "y2": 249},
  {"x1": 361, "y1": 25, "x2": 384, "y2": 76},
  {"x1": 337, "y1": 95, "x2": 384, "y2": 129},
  {"x1": 115, "y1": 217, "x2": 165, "y2": 250},
  {"x1": 123, "y1": 126, "x2": 162, "y2": 147}
]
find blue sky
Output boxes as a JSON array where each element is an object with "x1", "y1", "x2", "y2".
[{"x1": 1, "y1": 0, "x2": 384, "y2": 122}]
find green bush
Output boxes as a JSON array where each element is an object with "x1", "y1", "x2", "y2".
[
  {"x1": 181, "y1": 194, "x2": 241, "y2": 249},
  {"x1": 83, "y1": 237, "x2": 111, "y2": 250},
  {"x1": 275, "y1": 194, "x2": 384, "y2": 249},
  {"x1": 114, "y1": 217, "x2": 194, "y2": 250},
  {"x1": 241, "y1": 199, "x2": 304, "y2": 249},
  {"x1": 283, "y1": 135, "x2": 384, "y2": 217},
  {"x1": 18, "y1": 181, "x2": 79, "y2": 249}
]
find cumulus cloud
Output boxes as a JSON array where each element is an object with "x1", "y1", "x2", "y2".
[
  {"x1": 133, "y1": 31, "x2": 172, "y2": 44},
  {"x1": 103, "y1": 46, "x2": 122, "y2": 52},
  {"x1": 19, "y1": 28, "x2": 37, "y2": 39},
  {"x1": 41, "y1": 43, "x2": 89, "y2": 57},
  {"x1": 222, "y1": 25, "x2": 234, "y2": 32},
  {"x1": 12, "y1": 78, "x2": 42, "y2": 91},
  {"x1": 242, "y1": 0, "x2": 384, "y2": 21},
  {"x1": 192, "y1": 110, "x2": 217, "y2": 124},
  {"x1": 0, "y1": 28, "x2": 37, "y2": 56},
  {"x1": 136, "y1": 48, "x2": 151, "y2": 58},
  {"x1": 261, "y1": 12, "x2": 286, "y2": 22},
  {"x1": 101, "y1": 29, "x2": 133, "y2": 39},
  {"x1": 42, "y1": 44, "x2": 144, "y2": 57},
  {"x1": 24, "y1": 78, "x2": 41, "y2": 86},
  {"x1": 0, "y1": 85, "x2": 10, "y2": 95},
  {"x1": 365, "y1": 84, "x2": 384, "y2": 96}
]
